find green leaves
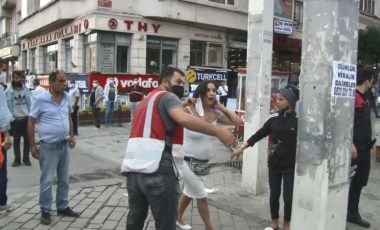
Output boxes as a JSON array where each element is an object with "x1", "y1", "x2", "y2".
[{"x1": 358, "y1": 26, "x2": 380, "y2": 67}]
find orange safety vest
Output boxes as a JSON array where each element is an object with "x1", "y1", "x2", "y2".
[{"x1": 121, "y1": 89, "x2": 184, "y2": 173}]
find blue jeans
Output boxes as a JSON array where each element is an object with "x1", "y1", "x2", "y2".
[
  {"x1": 105, "y1": 101, "x2": 115, "y2": 125},
  {"x1": 126, "y1": 151, "x2": 180, "y2": 230},
  {"x1": 39, "y1": 141, "x2": 70, "y2": 213}
]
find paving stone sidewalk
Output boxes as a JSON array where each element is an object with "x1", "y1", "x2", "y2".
[{"x1": 0, "y1": 124, "x2": 379, "y2": 229}]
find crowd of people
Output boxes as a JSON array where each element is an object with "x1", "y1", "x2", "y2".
[{"x1": 0, "y1": 63, "x2": 377, "y2": 230}]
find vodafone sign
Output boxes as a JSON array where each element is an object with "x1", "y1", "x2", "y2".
[{"x1": 89, "y1": 72, "x2": 159, "y2": 92}]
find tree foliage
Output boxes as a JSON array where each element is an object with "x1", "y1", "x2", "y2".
[{"x1": 358, "y1": 26, "x2": 380, "y2": 67}]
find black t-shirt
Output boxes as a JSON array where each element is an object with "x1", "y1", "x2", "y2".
[
  {"x1": 108, "y1": 85, "x2": 116, "y2": 101},
  {"x1": 90, "y1": 87, "x2": 97, "y2": 106},
  {"x1": 353, "y1": 90, "x2": 372, "y2": 144}
]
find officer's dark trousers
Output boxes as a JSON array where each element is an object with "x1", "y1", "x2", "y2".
[
  {"x1": 348, "y1": 145, "x2": 371, "y2": 216},
  {"x1": 126, "y1": 152, "x2": 180, "y2": 230}
]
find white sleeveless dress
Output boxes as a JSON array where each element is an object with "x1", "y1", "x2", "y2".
[{"x1": 182, "y1": 123, "x2": 216, "y2": 198}]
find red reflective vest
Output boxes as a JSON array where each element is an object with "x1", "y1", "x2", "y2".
[{"x1": 121, "y1": 89, "x2": 184, "y2": 173}]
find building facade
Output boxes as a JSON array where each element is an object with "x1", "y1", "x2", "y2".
[
  {"x1": 0, "y1": 0, "x2": 380, "y2": 82},
  {"x1": 12, "y1": 0, "x2": 248, "y2": 77}
]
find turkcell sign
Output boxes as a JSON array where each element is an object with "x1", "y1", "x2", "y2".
[
  {"x1": 196, "y1": 71, "x2": 227, "y2": 81},
  {"x1": 274, "y1": 19, "x2": 293, "y2": 35}
]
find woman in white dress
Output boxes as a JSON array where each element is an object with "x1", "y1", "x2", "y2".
[{"x1": 176, "y1": 80, "x2": 243, "y2": 230}]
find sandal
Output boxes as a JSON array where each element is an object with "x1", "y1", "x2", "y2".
[
  {"x1": 176, "y1": 221, "x2": 192, "y2": 230},
  {"x1": 264, "y1": 227, "x2": 279, "y2": 230}
]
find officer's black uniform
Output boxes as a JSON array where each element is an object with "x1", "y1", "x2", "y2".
[{"x1": 347, "y1": 90, "x2": 372, "y2": 228}]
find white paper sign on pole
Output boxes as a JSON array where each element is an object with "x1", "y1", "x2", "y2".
[{"x1": 331, "y1": 61, "x2": 356, "y2": 98}]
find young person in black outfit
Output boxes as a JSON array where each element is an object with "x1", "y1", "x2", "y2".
[{"x1": 231, "y1": 85, "x2": 299, "y2": 230}]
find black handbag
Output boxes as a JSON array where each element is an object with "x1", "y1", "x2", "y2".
[{"x1": 184, "y1": 157, "x2": 210, "y2": 176}]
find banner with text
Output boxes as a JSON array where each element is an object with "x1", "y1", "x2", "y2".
[
  {"x1": 331, "y1": 61, "x2": 356, "y2": 98},
  {"x1": 89, "y1": 72, "x2": 159, "y2": 93}
]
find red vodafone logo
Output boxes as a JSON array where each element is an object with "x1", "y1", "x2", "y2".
[{"x1": 108, "y1": 18, "x2": 118, "y2": 29}]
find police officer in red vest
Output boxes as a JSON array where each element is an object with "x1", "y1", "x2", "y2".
[{"x1": 121, "y1": 67, "x2": 237, "y2": 230}]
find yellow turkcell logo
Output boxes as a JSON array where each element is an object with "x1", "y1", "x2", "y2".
[{"x1": 186, "y1": 69, "x2": 197, "y2": 83}]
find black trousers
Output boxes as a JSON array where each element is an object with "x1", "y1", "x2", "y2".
[
  {"x1": 0, "y1": 134, "x2": 8, "y2": 206},
  {"x1": 91, "y1": 106, "x2": 101, "y2": 128},
  {"x1": 71, "y1": 106, "x2": 79, "y2": 135},
  {"x1": 219, "y1": 95, "x2": 228, "y2": 107},
  {"x1": 268, "y1": 168, "x2": 294, "y2": 221},
  {"x1": 348, "y1": 144, "x2": 371, "y2": 216},
  {"x1": 10, "y1": 118, "x2": 30, "y2": 163}
]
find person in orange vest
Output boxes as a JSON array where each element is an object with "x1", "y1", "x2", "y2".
[
  {"x1": 0, "y1": 84, "x2": 13, "y2": 214},
  {"x1": 121, "y1": 67, "x2": 237, "y2": 230}
]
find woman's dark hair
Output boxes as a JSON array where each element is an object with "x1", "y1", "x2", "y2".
[
  {"x1": 193, "y1": 80, "x2": 216, "y2": 98},
  {"x1": 158, "y1": 67, "x2": 185, "y2": 84}
]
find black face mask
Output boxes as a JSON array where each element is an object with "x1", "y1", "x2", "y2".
[{"x1": 170, "y1": 84, "x2": 184, "y2": 99}]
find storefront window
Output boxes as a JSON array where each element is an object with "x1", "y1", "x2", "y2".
[
  {"x1": 208, "y1": 0, "x2": 235, "y2": 5},
  {"x1": 65, "y1": 39, "x2": 73, "y2": 73},
  {"x1": 294, "y1": 1, "x2": 303, "y2": 26},
  {"x1": 206, "y1": 43, "x2": 223, "y2": 67},
  {"x1": 22, "y1": 51, "x2": 27, "y2": 71},
  {"x1": 100, "y1": 44, "x2": 115, "y2": 73},
  {"x1": 146, "y1": 36, "x2": 178, "y2": 74},
  {"x1": 21, "y1": 0, "x2": 38, "y2": 19},
  {"x1": 40, "y1": 0, "x2": 54, "y2": 8},
  {"x1": 190, "y1": 40, "x2": 204, "y2": 66},
  {"x1": 84, "y1": 33, "x2": 98, "y2": 73},
  {"x1": 99, "y1": 32, "x2": 130, "y2": 73},
  {"x1": 31, "y1": 48, "x2": 36, "y2": 74},
  {"x1": 360, "y1": 0, "x2": 375, "y2": 14},
  {"x1": 228, "y1": 47, "x2": 246, "y2": 69},
  {"x1": 117, "y1": 46, "x2": 128, "y2": 72},
  {"x1": 190, "y1": 40, "x2": 223, "y2": 67},
  {"x1": 43, "y1": 44, "x2": 58, "y2": 73}
]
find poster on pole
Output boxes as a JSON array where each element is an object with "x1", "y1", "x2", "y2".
[{"x1": 331, "y1": 61, "x2": 356, "y2": 98}]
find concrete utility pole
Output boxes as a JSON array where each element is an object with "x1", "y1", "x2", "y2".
[
  {"x1": 242, "y1": 0, "x2": 273, "y2": 194},
  {"x1": 291, "y1": 1, "x2": 359, "y2": 229}
]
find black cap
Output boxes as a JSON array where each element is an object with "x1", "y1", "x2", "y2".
[{"x1": 279, "y1": 84, "x2": 299, "y2": 105}]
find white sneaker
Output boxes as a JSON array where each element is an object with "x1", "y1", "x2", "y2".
[
  {"x1": 0, "y1": 205, "x2": 13, "y2": 214},
  {"x1": 176, "y1": 221, "x2": 192, "y2": 230}
]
